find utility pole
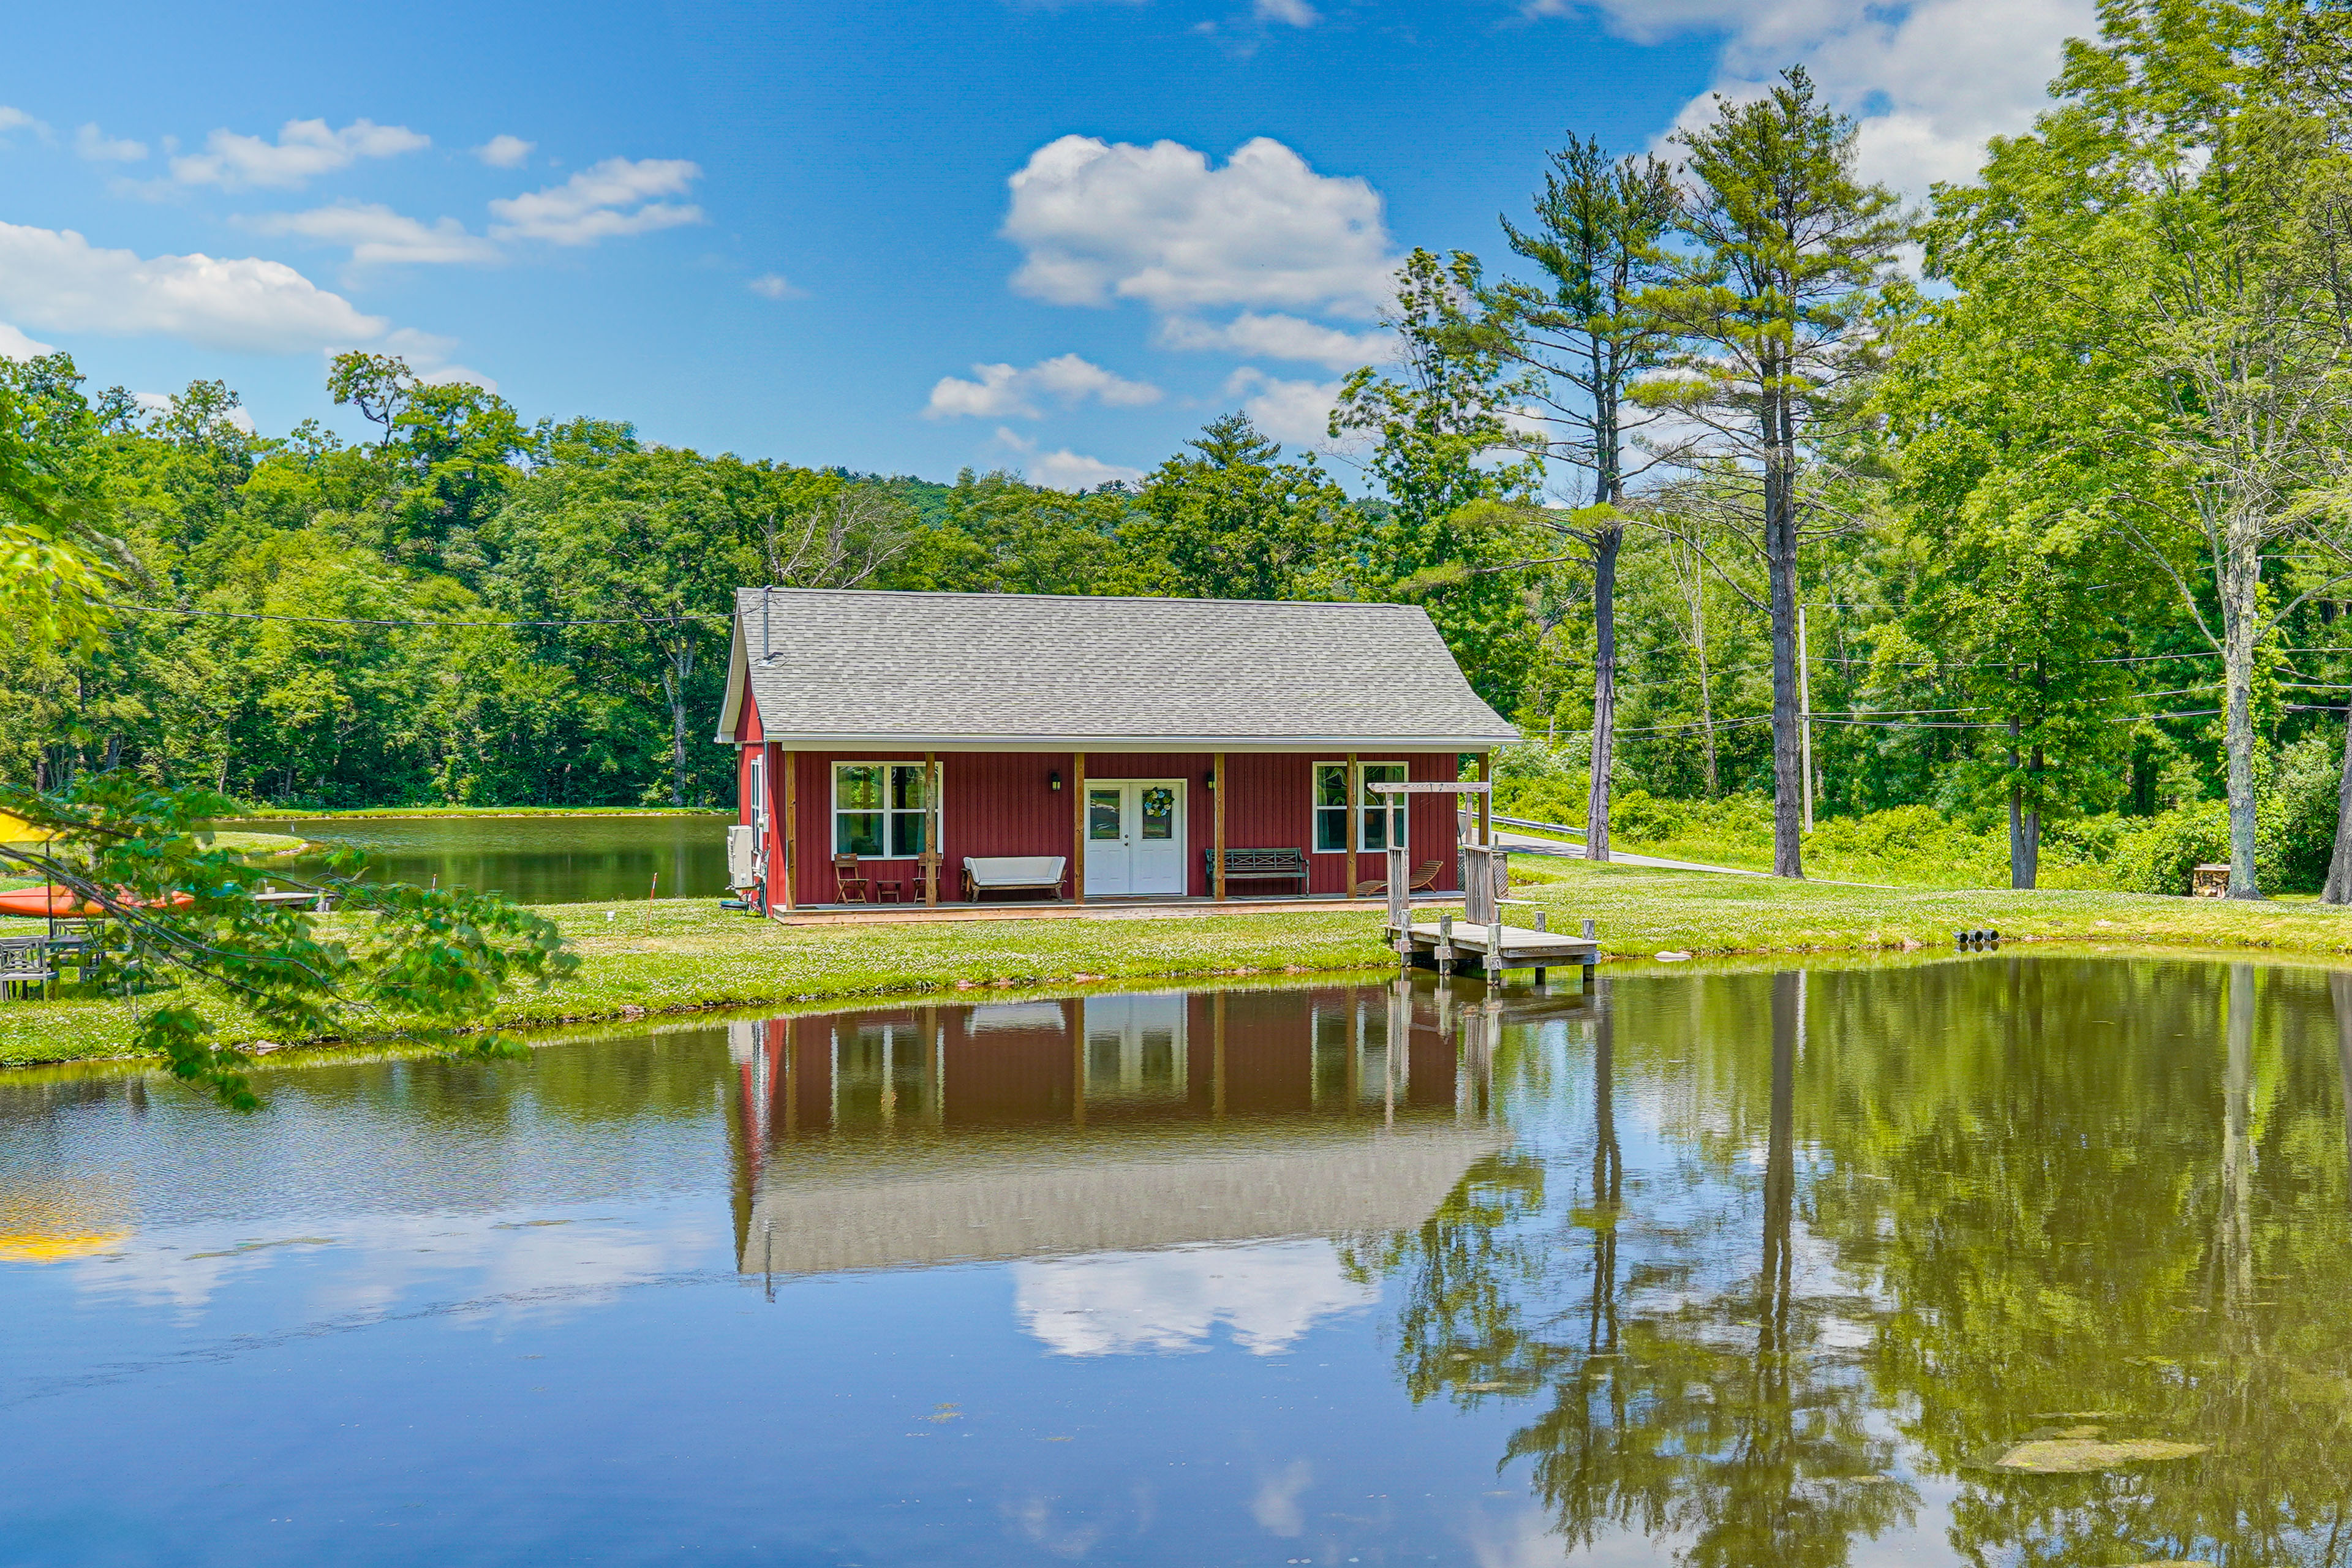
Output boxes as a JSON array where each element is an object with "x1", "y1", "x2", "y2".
[{"x1": 1797, "y1": 602, "x2": 1815, "y2": 834}]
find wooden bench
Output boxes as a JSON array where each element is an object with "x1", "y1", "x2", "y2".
[
  {"x1": 1204, "y1": 846, "x2": 1310, "y2": 894},
  {"x1": 0, "y1": 936, "x2": 55, "y2": 1001},
  {"x1": 962, "y1": 855, "x2": 1068, "y2": 902}
]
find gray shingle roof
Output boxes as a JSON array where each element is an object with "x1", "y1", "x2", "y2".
[{"x1": 720, "y1": 588, "x2": 1518, "y2": 748}]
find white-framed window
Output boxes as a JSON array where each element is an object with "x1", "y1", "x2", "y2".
[
  {"x1": 832, "y1": 761, "x2": 933, "y2": 857},
  {"x1": 1313, "y1": 763, "x2": 1349, "y2": 852},
  {"x1": 1313, "y1": 761, "x2": 1408, "y2": 853}
]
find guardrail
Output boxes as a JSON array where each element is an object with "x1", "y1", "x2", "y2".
[{"x1": 1492, "y1": 813, "x2": 1586, "y2": 839}]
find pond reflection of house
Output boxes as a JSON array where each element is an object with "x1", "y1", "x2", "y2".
[{"x1": 728, "y1": 984, "x2": 1530, "y2": 1278}]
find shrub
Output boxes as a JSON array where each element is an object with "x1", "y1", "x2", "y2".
[
  {"x1": 1492, "y1": 774, "x2": 1586, "y2": 827},
  {"x1": 2108, "y1": 802, "x2": 2230, "y2": 895},
  {"x1": 1490, "y1": 740, "x2": 1588, "y2": 830},
  {"x1": 1607, "y1": 790, "x2": 1691, "y2": 843},
  {"x1": 2042, "y1": 813, "x2": 2125, "y2": 867},
  {"x1": 2255, "y1": 734, "x2": 2342, "y2": 892},
  {"x1": 1807, "y1": 804, "x2": 1952, "y2": 861}
]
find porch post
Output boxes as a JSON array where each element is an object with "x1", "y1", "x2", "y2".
[
  {"x1": 1345, "y1": 751, "x2": 1359, "y2": 899},
  {"x1": 778, "y1": 749, "x2": 797, "y2": 912},
  {"x1": 1213, "y1": 752, "x2": 1227, "y2": 901},
  {"x1": 1479, "y1": 752, "x2": 1493, "y2": 845},
  {"x1": 1072, "y1": 752, "x2": 1087, "y2": 905},
  {"x1": 924, "y1": 751, "x2": 939, "y2": 907}
]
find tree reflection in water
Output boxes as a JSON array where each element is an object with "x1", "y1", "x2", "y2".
[
  {"x1": 1351, "y1": 970, "x2": 1915, "y2": 1568},
  {"x1": 1357, "y1": 959, "x2": 2352, "y2": 1568}
]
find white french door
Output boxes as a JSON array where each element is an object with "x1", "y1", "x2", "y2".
[{"x1": 1084, "y1": 780, "x2": 1186, "y2": 896}]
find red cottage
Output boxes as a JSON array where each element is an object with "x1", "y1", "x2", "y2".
[{"x1": 713, "y1": 587, "x2": 1518, "y2": 912}]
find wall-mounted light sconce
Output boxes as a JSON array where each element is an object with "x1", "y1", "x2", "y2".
[
  {"x1": 1049, "y1": 770, "x2": 1063, "y2": 792},
  {"x1": 1204, "y1": 769, "x2": 1217, "y2": 791}
]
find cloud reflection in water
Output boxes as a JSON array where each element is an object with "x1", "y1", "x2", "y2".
[{"x1": 1014, "y1": 1237, "x2": 1376, "y2": 1357}]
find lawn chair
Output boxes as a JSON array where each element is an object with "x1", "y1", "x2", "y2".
[
  {"x1": 0, "y1": 935, "x2": 55, "y2": 1001},
  {"x1": 1351, "y1": 860, "x2": 1444, "y2": 898},
  {"x1": 831, "y1": 854, "x2": 874, "y2": 903}
]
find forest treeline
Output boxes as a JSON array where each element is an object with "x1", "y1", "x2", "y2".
[{"x1": 13, "y1": 0, "x2": 2352, "y2": 894}]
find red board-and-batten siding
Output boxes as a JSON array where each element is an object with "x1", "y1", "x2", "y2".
[{"x1": 734, "y1": 692, "x2": 1468, "y2": 903}]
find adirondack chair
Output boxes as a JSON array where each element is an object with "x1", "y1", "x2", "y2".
[{"x1": 1350, "y1": 860, "x2": 1442, "y2": 898}]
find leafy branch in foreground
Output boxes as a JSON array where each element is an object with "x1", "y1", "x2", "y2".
[{"x1": 0, "y1": 777, "x2": 577, "y2": 1108}]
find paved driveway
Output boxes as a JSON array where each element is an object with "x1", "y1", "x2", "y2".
[{"x1": 1493, "y1": 827, "x2": 1770, "y2": 878}]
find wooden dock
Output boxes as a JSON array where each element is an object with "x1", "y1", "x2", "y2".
[
  {"x1": 1358, "y1": 809, "x2": 1600, "y2": 986},
  {"x1": 1386, "y1": 914, "x2": 1599, "y2": 983}
]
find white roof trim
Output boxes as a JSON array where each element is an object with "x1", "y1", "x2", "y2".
[{"x1": 711, "y1": 620, "x2": 750, "y2": 745}]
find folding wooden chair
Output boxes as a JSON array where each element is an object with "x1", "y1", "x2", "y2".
[{"x1": 831, "y1": 854, "x2": 873, "y2": 903}]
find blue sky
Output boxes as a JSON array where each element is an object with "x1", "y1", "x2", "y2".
[{"x1": 1, "y1": 0, "x2": 2089, "y2": 489}]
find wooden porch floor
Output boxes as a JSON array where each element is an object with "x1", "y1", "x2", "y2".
[{"x1": 767, "y1": 892, "x2": 1462, "y2": 927}]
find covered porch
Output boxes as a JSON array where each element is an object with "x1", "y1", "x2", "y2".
[
  {"x1": 740, "y1": 747, "x2": 1490, "y2": 915},
  {"x1": 764, "y1": 888, "x2": 1469, "y2": 925}
]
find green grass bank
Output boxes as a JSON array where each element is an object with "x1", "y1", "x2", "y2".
[
  {"x1": 7, "y1": 861, "x2": 2352, "y2": 1069},
  {"x1": 230, "y1": 806, "x2": 728, "y2": 820}
]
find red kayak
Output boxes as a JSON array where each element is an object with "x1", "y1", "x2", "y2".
[{"x1": 0, "y1": 886, "x2": 195, "y2": 919}]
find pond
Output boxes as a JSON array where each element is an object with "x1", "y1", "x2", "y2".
[
  {"x1": 4, "y1": 953, "x2": 2348, "y2": 1566},
  {"x1": 241, "y1": 813, "x2": 731, "y2": 905}
]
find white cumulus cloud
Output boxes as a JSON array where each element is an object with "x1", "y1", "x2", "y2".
[
  {"x1": 74, "y1": 123, "x2": 146, "y2": 162},
  {"x1": 0, "y1": 107, "x2": 49, "y2": 140},
  {"x1": 416, "y1": 363, "x2": 498, "y2": 391},
  {"x1": 1531, "y1": 0, "x2": 2095, "y2": 198},
  {"x1": 0, "y1": 322, "x2": 57, "y2": 360},
  {"x1": 1256, "y1": 0, "x2": 1319, "y2": 22},
  {"x1": 0, "y1": 220, "x2": 387, "y2": 353},
  {"x1": 488, "y1": 157, "x2": 703, "y2": 244},
  {"x1": 1031, "y1": 449, "x2": 1144, "y2": 491},
  {"x1": 747, "y1": 272, "x2": 804, "y2": 300},
  {"x1": 253, "y1": 203, "x2": 500, "y2": 266},
  {"x1": 926, "y1": 353, "x2": 1161, "y2": 420},
  {"x1": 1223, "y1": 366, "x2": 1343, "y2": 449},
  {"x1": 1002, "y1": 135, "x2": 1398, "y2": 317},
  {"x1": 170, "y1": 118, "x2": 429, "y2": 190},
  {"x1": 475, "y1": 134, "x2": 535, "y2": 168},
  {"x1": 1157, "y1": 311, "x2": 1391, "y2": 372},
  {"x1": 993, "y1": 428, "x2": 1145, "y2": 492}
]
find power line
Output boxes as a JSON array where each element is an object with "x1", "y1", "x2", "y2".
[
  {"x1": 105, "y1": 601, "x2": 733, "y2": 629},
  {"x1": 1556, "y1": 702, "x2": 2233, "y2": 741}
]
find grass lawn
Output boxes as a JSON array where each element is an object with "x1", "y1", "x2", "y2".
[
  {"x1": 1501, "y1": 817, "x2": 2018, "y2": 888},
  {"x1": 7, "y1": 862, "x2": 2352, "y2": 1069},
  {"x1": 1507, "y1": 858, "x2": 2352, "y2": 954},
  {"x1": 209, "y1": 831, "x2": 309, "y2": 856},
  {"x1": 0, "y1": 901, "x2": 1395, "y2": 1068}
]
